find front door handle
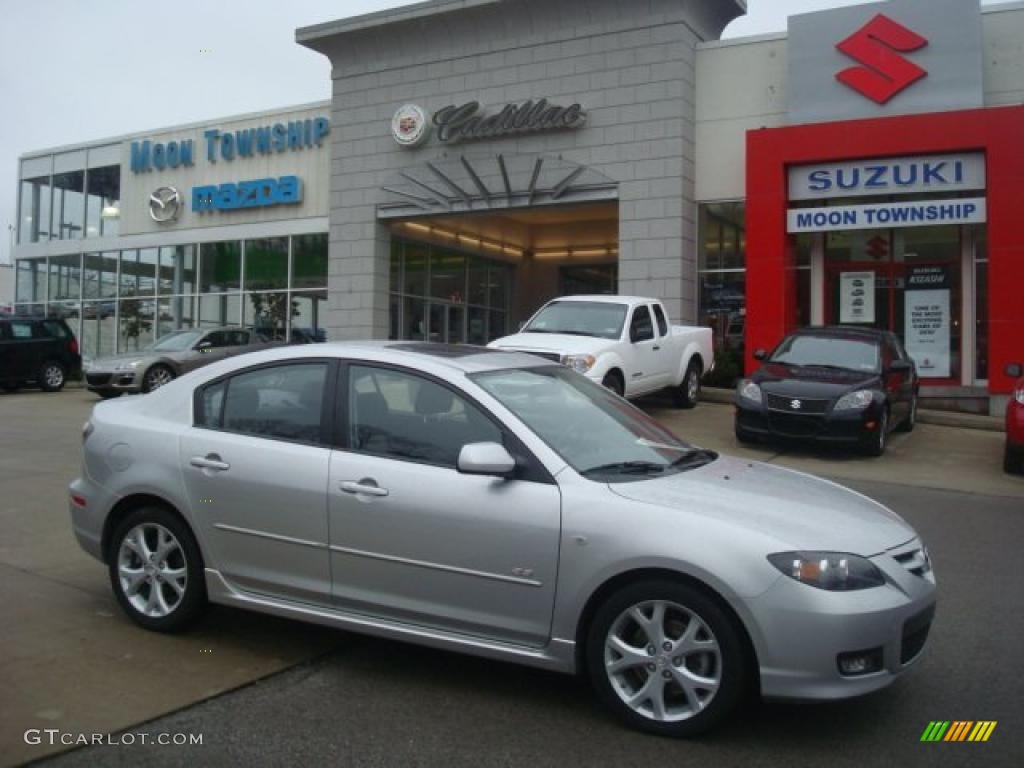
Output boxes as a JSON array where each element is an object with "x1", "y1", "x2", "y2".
[
  {"x1": 340, "y1": 481, "x2": 389, "y2": 498},
  {"x1": 190, "y1": 454, "x2": 231, "y2": 472},
  {"x1": 653, "y1": 345, "x2": 661, "y2": 351}
]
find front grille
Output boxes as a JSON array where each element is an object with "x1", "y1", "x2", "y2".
[
  {"x1": 900, "y1": 604, "x2": 935, "y2": 664},
  {"x1": 765, "y1": 393, "x2": 830, "y2": 414},
  {"x1": 767, "y1": 413, "x2": 825, "y2": 437},
  {"x1": 86, "y1": 373, "x2": 112, "y2": 386}
]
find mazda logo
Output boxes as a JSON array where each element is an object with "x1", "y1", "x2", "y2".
[
  {"x1": 790, "y1": 399, "x2": 803, "y2": 410},
  {"x1": 149, "y1": 186, "x2": 181, "y2": 223}
]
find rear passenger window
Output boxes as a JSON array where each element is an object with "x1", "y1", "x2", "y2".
[
  {"x1": 348, "y1": 365, "x2": 502, "y2": 467},
  {"x1": 41, "y1": 320, "x2": 69, "y2": 339},
  {"x1": 10, "y1": 322, "x2": 33, "y2": 339},
  {"x1": 199, "y1": 363, "x2": 327, "y2": 444},
  {"x1": 653, "y1": 305, "x2": 669, "y2": 337}
]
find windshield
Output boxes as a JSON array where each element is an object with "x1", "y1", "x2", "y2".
[
  {"x1": 150, "y1": 330, "x2": 204, "y2": 352},
  {"x1": 522, "y1": 301, "x2": 627, "y2": 340},
  {"x1": 473, "y1": 367, "x2": 715, "y2": 482},
  {"x1": 770, "y1": 335, "x2": 881, "y2": 373}
]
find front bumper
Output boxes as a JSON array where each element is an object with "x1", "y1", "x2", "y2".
[
  {"x1": 743, "y1": 539, "x2": 937, "y2": 700},
  {"x1": 84, "y1": 368, "x2": 143, "y2": 394},
  {"x1": 736, "y1": 398, "x2": 883, "y2": 445}
]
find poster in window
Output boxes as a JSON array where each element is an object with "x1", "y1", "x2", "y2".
[
  {"x1": 904, "y1": 266, "x2": 951, "y2": 378},
  {"x1": 839, "y1": 271, "x2": 875, "y2": 324}
]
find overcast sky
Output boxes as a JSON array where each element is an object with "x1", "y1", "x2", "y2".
[{"x1": 0, "y1": 0, "x2": 1002, "y2": 265}]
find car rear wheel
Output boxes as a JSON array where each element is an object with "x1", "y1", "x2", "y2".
[
  {"x1": 1005, "y1": 444, "x2": 1023, "y2": 475},
  {"x1": 897, "y1": 394, "x2": 917, "y2": 433},
  {"x1": 38, "y1": 361, "x2": 66, "y2": 392},
  {"x1": 602, "y1": 371, "x2": 625, "y2": 398},
  {"x1": 586, "y1": 580, "x2": 747, "y2": 737},
  {"x1": 97, "y1": 391, "x2": 123, "y2": 399},
  {"x1": 108, "y1": 506, "x2": 207, "y2": 632},
  {"x1": 673, "y1": 360, "x2": 702, "y2": 409},
  {"x1": 143, "y1": 365, "x2": 175, "y2": 393}
]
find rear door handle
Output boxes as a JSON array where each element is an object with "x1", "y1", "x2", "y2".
[
  {"x1": 653, "y1": 345, "x2": 661, "y2": 351},
  {"x1": 190, "y1": 455, "x2": 231, "y2": 472},
  {"x1": 340, "y1": 481, "x2": 389, "y2": 498}
]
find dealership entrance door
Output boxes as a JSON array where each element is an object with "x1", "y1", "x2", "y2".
[{"x1": 819, "y1": 224, "x2": 971, "y2": 384}]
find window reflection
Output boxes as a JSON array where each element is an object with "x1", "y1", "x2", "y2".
[
  {"x1": 52, "y1": 170, "x2": 85, "y2": 240},
  {"x1": 19, "y1": 176, "x2": 52, "y2": 243},
  {"x1": 158, "y1": 245, "x2": 196, "y2": 295},
  {"x1": 200, "y1": 241, "x2": 242, "y2": 292},
  {"x1": 85, "y1": 165, "x2": 121, "y2": 238},
  {"x1": 84, "y1": 252, "x2": 118, "y2": 299},
  {"x1": 245, "y1": 238, "x2": 288, "y2": 291}
]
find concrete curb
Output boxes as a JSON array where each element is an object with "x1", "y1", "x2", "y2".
[{"x1": 701, "y1": 386, "x2": 1005, "y2": 433}]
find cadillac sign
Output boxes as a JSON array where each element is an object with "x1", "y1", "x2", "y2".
[{"x1": 393, "y1": 98, "x2": 587, "y2": 147}]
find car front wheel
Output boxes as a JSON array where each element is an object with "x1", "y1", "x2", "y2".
[
  {"x1": 602, "y1": 371, "x2": 625, "y2": 398},
  {"x1": 143, "y1": 365, "x2": 175, "y2": 393},
  {"x1": 1005, "y1": 444, "x2": 1023, "y2": 475},
  {"x1": 38, "y1": 361, "x2": 66, "y2": 392},
  {"x1": 108, "y1": 507, "x2": 207, "y2": 632},
  {"x1": 586, "y1": 580, "x2": 747, "y2": 737},
  {"x1": 864, "y1": 407, "x2": 889, "y2": 457}
]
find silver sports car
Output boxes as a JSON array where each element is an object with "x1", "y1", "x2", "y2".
[
  {"x1": 83, "y1": 327, "x2": 279, "y2": 397},
  {"x1": 69, "y1": 342, "x2": 936, "y2": 736}
]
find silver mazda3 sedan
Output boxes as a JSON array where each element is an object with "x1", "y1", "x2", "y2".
[{"x1": 69, "y1": 342, "x2": 936, "y2": 736}]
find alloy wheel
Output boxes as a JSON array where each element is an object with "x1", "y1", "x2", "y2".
[
  {"x1": 604, "y1": 600, "x2": 722, "y2": 722},
  {"x1": 117, "y1": 523, "x2": 187, "y2": 618},
  {"x1": 878, "y1": 409, "x2": 888, "y2": 453},
  {"x1": 686, "y1": 369, "x2": 699, "y2": 402},
  {"x1": 43, "y1": 364, "x2": 64, "y2": 389},
  {"x1": 145, "y1": 367, "x2": 174, "y2": 391}
]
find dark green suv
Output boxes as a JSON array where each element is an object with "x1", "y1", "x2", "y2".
[{"x1": 0, "y1": 315, "x2": 82, "y2": 392}]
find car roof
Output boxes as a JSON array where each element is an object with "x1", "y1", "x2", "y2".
[{"x1": 545, "y1": 295, "x2": 653, "y2": 306}]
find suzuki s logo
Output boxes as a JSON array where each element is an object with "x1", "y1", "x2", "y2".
[
  {"x1": 836, "y1": 14, "x2": 929, "y2": 105},
  {"x1": 790, "y1": 400, "x2": 803, "y2": 410}
]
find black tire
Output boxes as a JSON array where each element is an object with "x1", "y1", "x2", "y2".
[
  {"x1": 142, "y1": 364, "x2": 175, "y2": 393},
  {"x1": 863, "y1": 407, "x2": 889, "y2": 457},
  {"x1": 1, "y1": 382, "x2": 20, "y2": 393},
  {"x1": 734, "y1": 424, "x2": 757, "y2": 445},
  {"x1": 585, "y1": 579, "x2": 748, "y2": 737},
  {"x1": 108, "y1": 506, "x2": 207, "y2": 633},
  {"x1": 896, "y1": 394, "x2": 917, "y2": 433},
  {"x1": 97, "y1": 391, "x2": 123, "y2": 400},
  {"x1": 37, "y1": 360, "x2": 66, "y2": 392},
  {"x1": 1005, "y1": 444, "x2": 1023, "y2": 475},
  {"x1": 602, "y1": 371, "x2": 625, "y2": 398},
  {"x1": 672, "y1": 360, "x2": 702, "y2": 409}
]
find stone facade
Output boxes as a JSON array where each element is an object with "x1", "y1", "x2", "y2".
[{"x1": 299, "y1": 0, "x2": 744, "y2": 339}]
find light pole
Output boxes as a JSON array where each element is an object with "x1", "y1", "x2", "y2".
[{"x1": 6, "y1": 223, "x2": 13, "y2": 263}]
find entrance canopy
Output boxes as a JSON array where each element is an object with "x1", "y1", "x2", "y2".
[{"x1": 378, "y1": 153, "x2": 618, "y2": 220}]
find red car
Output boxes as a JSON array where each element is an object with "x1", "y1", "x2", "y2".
[{"x1": 1006, "y1": 363, "x2": 1024, "y2": 475}]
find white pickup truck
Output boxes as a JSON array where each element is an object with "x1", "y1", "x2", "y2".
[{"x1": 488, "y1": 295, "x2": 714, "y2": 407}]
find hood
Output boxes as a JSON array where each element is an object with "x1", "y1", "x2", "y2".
[
  {"x1": 609, "y1": 455, "x2": 914, "y2": 556},
  {"x1": 489, "y1": 332, "x2": 616, "y2": 357},
  {"x1": 752, "y1": 362, "x2": 880, "y2": 399},
  {"x1": 87, "y1": 351, "x2": 152, "y2": 368}
]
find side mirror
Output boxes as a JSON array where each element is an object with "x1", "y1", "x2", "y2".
[
  {"x1": 753, "y1": 348, "x2": 768, "y2": 361},
  {"x1": 890, "y1": 359, "x2": 912, "y2": 372},
  {"x1": 1007, "y1": 363, "x2": 1024, "y2": 379},
  {"x1": 457, "y1": 442, "x2": 516, "y2": 478}
]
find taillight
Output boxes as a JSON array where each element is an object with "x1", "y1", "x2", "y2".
[{"x1": 69, "y1": 338, "x2": 79, "y2": 356}]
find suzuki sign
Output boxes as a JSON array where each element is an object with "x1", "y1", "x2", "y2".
[{"x1": 787, "y1": 0, "x2": 983, "y2": 125}]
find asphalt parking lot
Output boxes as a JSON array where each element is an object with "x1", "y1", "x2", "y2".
[{"x1": 2, "y1": 386, "x2": 1022, "y2": 766}]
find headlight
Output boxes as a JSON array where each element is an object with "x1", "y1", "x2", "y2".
[
  {"x1": 738, "y1": 379, "x2": 762, "y2": 403},
  {"x1": 834, "y1": 389, "x2": 874, "y2": 411},
  {"x1": 114, "y1": 360, "x2": 142, "y2": 371},
  {"x1": 563, "y1": 354, "x2": 596, "y2": 373},
  {"x1": 768, "y1": 551, "x2": 885, "y2": 591}
]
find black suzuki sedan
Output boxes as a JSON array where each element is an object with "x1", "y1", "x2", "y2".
[{"x1": 735, "y1": 327, "x2": 918, "y2": 456}]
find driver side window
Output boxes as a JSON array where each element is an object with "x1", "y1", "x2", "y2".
[
  {"x1": 347, "y1": 365, "x2": 502, "y2": 468},
  {"x1": 630, "y1": 306, "x2": 654, "y2": 342}
]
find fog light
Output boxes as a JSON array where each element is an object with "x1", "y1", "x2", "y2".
[{"x1": 837, "y1": 647, "x2": 884, "y2": 676}]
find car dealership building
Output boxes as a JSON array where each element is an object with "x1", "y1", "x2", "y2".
[{"x1": 11, "y1": 0, "x2": 1023, "y2": 412}]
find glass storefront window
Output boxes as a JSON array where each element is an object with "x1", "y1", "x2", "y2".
[
  {"x1": 118, "y1": 297, "x2": 155, "y2": 352},
  {"x1": 198, "y1": 293, "x2": 241, "y2": 327},
  {"x1": 560, "y1": 265, "x2": 618, "y2": 295},
  {"x1": 52, "y1": 170, "x2": 85, "y2": 240},
  {"x1": 120, "y1": 248, "x2": 158, "y2": 298},
  {"x1": 390, "y1": 241, "x2": 402, "y2": 293},
  {"x1": 19, "y1": 176, "x2": 52, "y2": 243},
  {"x1": 48, "y1": 254, "x2": 82, "y2": 302},
  {"x1": 699, "y1": 202, "x2": 745, "y2": 271},
  {"x1": 403, "y1": 243, "x2": 428, "y2": 296},
  {"x1": 83, "y1": 252, "x2": 118, "y2": 299},
  {"x1": 16, "y1": 258, "x2": 46, "y2": 304},
  {"x1": 292, "y1": 290, "x2": 327, "y2": 343},
  {"x1": 244, "y1": 238, "x2": 288, "y2": 291},
  {"x1": 974, "y1": 227, "x2": 988, "y2": 382},
  {"x1": 244, "y1": 292, "x2": 290, "y2": 340},
  {"x1": 156, "y1": 295, "x2": 197, "y2": 338},
  {"x1": 84, "y1": 165, "x2": 120, "y2": 239},
  {"x1": 158, "y1": 245, "x2": 197, "y2": 295},
  {"x1": 430, "y1": 250, "x2": 466, "y2": 302},
  {"x1": 200, "y1": 241, "x2": 242, "y2": 292},
  {"x1": 292, "y1": 234, "x2": 328, "y2": 289},
  {"x1": 81, "y1": 302, "x2": 117, "y2": 361},
  {"x1": 403, "y1": 297, "x2": 426, "y2": 340}
]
